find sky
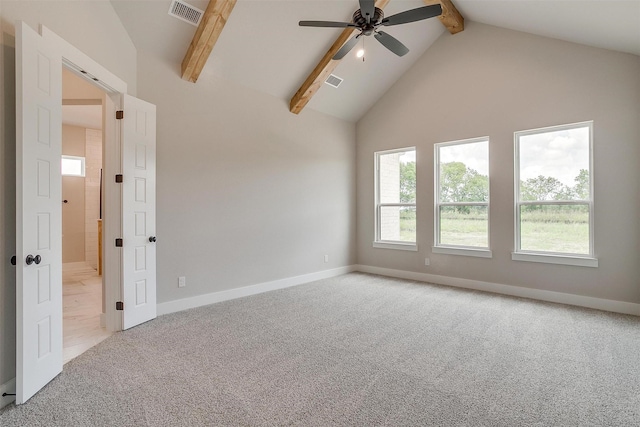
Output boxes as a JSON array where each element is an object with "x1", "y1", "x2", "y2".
[
  {"x1": 519, "y1": 126, "x2": 590, "y2": 186},
  {"x1": 439, "y1": 139, "x2": 489, "y2": 175}
]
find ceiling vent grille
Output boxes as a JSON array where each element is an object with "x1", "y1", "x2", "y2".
[
  {"x1": 325, "y1": 74, "x2": 343, "y2": 88},
  {"x1": 168, "y1": 0, "x2": 204, "y2": 26}
]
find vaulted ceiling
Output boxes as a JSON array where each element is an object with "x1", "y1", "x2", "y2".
[{"x1": 111, "y1": 0, "x2": 640, "y2": 122}]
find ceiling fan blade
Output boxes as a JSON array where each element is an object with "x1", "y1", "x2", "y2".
[
  {"x1": 299, "y1": 21, "x2": 356, "y2": 28},
  {"x1": 333, "y1": 34, "x2": 361, "y2": 60},
  {"x1": 374, "y1": 31, "x2": 409, "y2": 57},
  {"x1": 359, "y1": 0, "x2": 375, "y2": 23},
  {"x1": 381, "y1": 4, "x2": 442, "y2": 26}
]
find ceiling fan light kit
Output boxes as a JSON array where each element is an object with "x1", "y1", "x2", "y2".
[{"x1": 299, "y1": 0, "x2": 442, "y2": 60}]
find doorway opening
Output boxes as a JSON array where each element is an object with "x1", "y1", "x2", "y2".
[{"x1": 61, "y1": 68, "x2": 111, "y2": 363}]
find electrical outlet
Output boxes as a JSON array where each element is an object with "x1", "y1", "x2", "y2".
[
  {"x1": 178, "y1": 276, "x2": 186, "y2": 288},
  {"x1": 324, "y1": 254, "x2": 329, "y2": 263},
  {"x1": 424, "y1": 258, "x2": 430, "y2": 266}
]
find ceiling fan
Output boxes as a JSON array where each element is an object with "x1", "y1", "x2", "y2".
[{"x1": 299, "y1": 0, "x2": 442, "y2": 59}]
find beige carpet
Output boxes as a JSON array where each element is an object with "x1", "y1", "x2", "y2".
[{"x1": 2, "y1": 273, "x2": 639, "y2": 426}]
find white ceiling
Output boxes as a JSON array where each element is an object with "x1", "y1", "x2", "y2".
[
  {"x1": 62, "y1": 105, "x2": 102, "y2": 130},
  {"x1": 110, "y1": 0, "x2": 640, "y2": 122}
]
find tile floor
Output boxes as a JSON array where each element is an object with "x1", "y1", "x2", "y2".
[{"x1": 63, "y1": 262, "x2": 113, "y2": 364}]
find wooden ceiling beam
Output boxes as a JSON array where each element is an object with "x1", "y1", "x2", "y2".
[
  {"x1": 289, "y1": 0, "x2": 391, "y2": 115},
  {"x1": 181, "y1": 0, "x2": 237, "y2": 83},
  {"x1": 424, "y1": 0, "x2": 464, "y2": 34}
]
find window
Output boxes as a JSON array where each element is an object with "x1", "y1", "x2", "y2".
[
  {"x1": 61, "y1": 155, "x2": 85, "y2": 177},
  {"x1": 434, "y1": 137, "x2": 490, "y2": 257},
  {"x1": 374, "y1": 148, "x2": 416, "y2": 250},
  {"x1": 514, "y1": 121, "x2": 596, "y2": 267}
]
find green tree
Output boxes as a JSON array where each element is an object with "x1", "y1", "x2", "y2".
[
  {"x1": 399, "y1": 161, "x2": 416, "y2": 203},
  {"x1": 440, "y1": 162, "x2": 488, "y2": 203},
  {"x1": 440, "y1": 162, "x2": 488, "y2": 214},
  {"x1": 520, "y1": 175, "x2": 564, "y2": 201},
  {"x1": 573, "y1": 169, "x2": 590, "y2": 199}
]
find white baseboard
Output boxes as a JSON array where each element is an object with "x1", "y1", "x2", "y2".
[
  {"x1": 156, "y1": 263, "x2": 639, "y2": 318},
  {"x1": 1, "y1": 377, "x2": 16, "y2": 409},
  {"x1": 157, "y1": 265, "x2": 357, "y2": 316},
  {"x1": 355, "y1": 265, "x2": 640, "y2": 316}
]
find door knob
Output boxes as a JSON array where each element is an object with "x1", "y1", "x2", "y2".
[
  {"x1": 148, "y1": 236, "x2": 156, "y2": 243},
  {"x1": 25, "y1": 254, "x2": 42, "y2": 265}
]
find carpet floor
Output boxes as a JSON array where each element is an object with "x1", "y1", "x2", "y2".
[{"x1": 1, "y1": 273, "x2": 639, "y2": 426}]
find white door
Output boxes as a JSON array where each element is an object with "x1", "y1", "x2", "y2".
[
  {"x1": 15, "y1": 21, "x2": 63, "y2": 404},
  {"x1": 121, "y1": 94, "x2": 157, "y2": 329}
]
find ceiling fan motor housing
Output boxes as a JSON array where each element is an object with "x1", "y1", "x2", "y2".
[{"x1": 353, "y1": 7, "x2": 384, "y2": 35}]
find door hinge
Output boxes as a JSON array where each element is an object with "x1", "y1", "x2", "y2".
[
  {"x1": 116, "y1": 301, "x2": 124, "y2": 311},
  {"x1": 115, "y1": 238, "x2": 123, "y2": 247},
  {"x1": 116, "y1": 110, "x2": 124, "y2": 120},
  {"x1": 115, "y1": 174, "x2": 123, "y2": 183}
]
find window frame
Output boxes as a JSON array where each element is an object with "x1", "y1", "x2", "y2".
[
  {"x1": 373, "y1": 147, "x2": 417, "y2": 251},
  {"x1": 61, "y1": 155, "x2": 86, "y2": 177},
  {"x1": 513, "y1": 121, "x2": 597, "y2": 267},
  {"x1": 433, "y1": 136, "x2": 491, "y2": 258}
]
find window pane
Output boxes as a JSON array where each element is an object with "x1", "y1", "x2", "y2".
[
  {"x1": 439, "y1": 140, "x2": 488, "y2": 203},
  {"x1": 61, "y1": 156, "x2": 84, "y2": 176},
  {"x1": 439, "y1": 205, "x2": 488, "y2": 247},
  {"x1": 379, "y1": 150, "x2": 416, "y2": 203},
  {"x1": 520, "y1": 204, "x2": 589, "y2": 254},
  {"x1": 519, "y1": 126, "x2": 589, "y2": 201},
  {"x1": 380, "y1": 206, "x2": 416, "y2": 242}
]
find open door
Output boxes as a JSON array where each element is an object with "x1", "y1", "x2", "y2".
[
  {"x1": 121, "y1": 94, "x2": 157, "y2": 330},
  {"x1": 15, "y1": 21, "x2": 63, "y2": 404}
]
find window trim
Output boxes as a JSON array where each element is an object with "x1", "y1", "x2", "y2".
[
  {"x1": 434, "y1": 136, "x2": 490, "y2": 256},
  {"x1": 61, "y1": 155, "x2": 86, "y2": 177},
  {"x1": 513, "y1": 121, "x2": 596, "y2": 266},
  {"x1": 374, "y1": 147, "x2": 417, "y2": 250}
]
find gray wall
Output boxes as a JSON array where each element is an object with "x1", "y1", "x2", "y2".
[
  {"x1": 356, "y1": 22, "x2": 640, "y2": 304},
  {"x1": 137, "y1": 52, "x2": 356, "y2": 304},
  {"x1": 0, "y1": 0, "x2": 356, "y2": 392},
  {"x1": 0, "y1": 0, "x2": 137, "y2": 389}
]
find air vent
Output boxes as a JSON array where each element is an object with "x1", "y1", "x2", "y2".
[
  {"x1": 168, "y1": 0, "x2": 204, "y2": 26},
  {"x1": 325, "y1": 74, "x2": 343, "y2": 88}
]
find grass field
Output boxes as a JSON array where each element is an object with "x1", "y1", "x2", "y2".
[{"x1": 398, "y1": 206, "x2": 589, "y2": 254}]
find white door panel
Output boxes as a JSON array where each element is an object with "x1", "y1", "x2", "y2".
[
  {"x1": 121, "y1": 94, "x2": 157, "y2": 329},
  {"x1": 16, "y1": 21, "x2": 63, "y2": 404}
]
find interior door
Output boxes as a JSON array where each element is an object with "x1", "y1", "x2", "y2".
[
  {"x1": 121, "y1": 94, "x2": 157, "y2": 329},
  {"x1": 15, "y1": 21, "x2": 63, "y2": 404}
]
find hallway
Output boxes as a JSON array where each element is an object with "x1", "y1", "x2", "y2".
[{"x1": 63, "y1": 262, "x2": 112, "y2": 364}]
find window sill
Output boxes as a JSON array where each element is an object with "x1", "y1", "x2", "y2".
[
  {"x1": 373, "y1": 242, "x2": 418, "y2": 252},
  {"x1": 432, "y1": 246, "x2": 492, "y2": 258},
  {"x1": 512, "y1": 252, "x2": 598, "y2": 268}
]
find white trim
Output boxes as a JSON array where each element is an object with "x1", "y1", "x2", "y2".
[
  {"x1": 34, "y1": 24, "x2": 128, "y2": 332},
  {"x1": 434, "y1": 137, "x2": 490, "y2": 250},
  {"x1": 512, "y1": 252, "x2": 598, "y2": 267},
  {"x1": 514, "y1": 121, "x2": 594, "y2": 258},
  {"x1": 373, "y1": 242, "x2": 418, "y2": 251},
  {"x1": 40, "y1": 25, "x2": 127, "y2": 94},
  {"x1": 157, "y1": 266, "x2": 356, "y2": 316},
  {"x1": 1, "y1": 378, "x2": 16, "y2": 409},
  {"x1": 355, "y1": 265, "x2": 639, "y2": 316},
  {"x1": 432, "y1": 246, "x2": 492, "y2": 258},
  {"x1": 374, "y1": 147, "x2": 417, "y2": 245}
]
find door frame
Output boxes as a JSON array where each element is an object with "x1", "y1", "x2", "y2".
[{"x1": 38, "y1": 24, "x2": 127, "y2": 332}]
